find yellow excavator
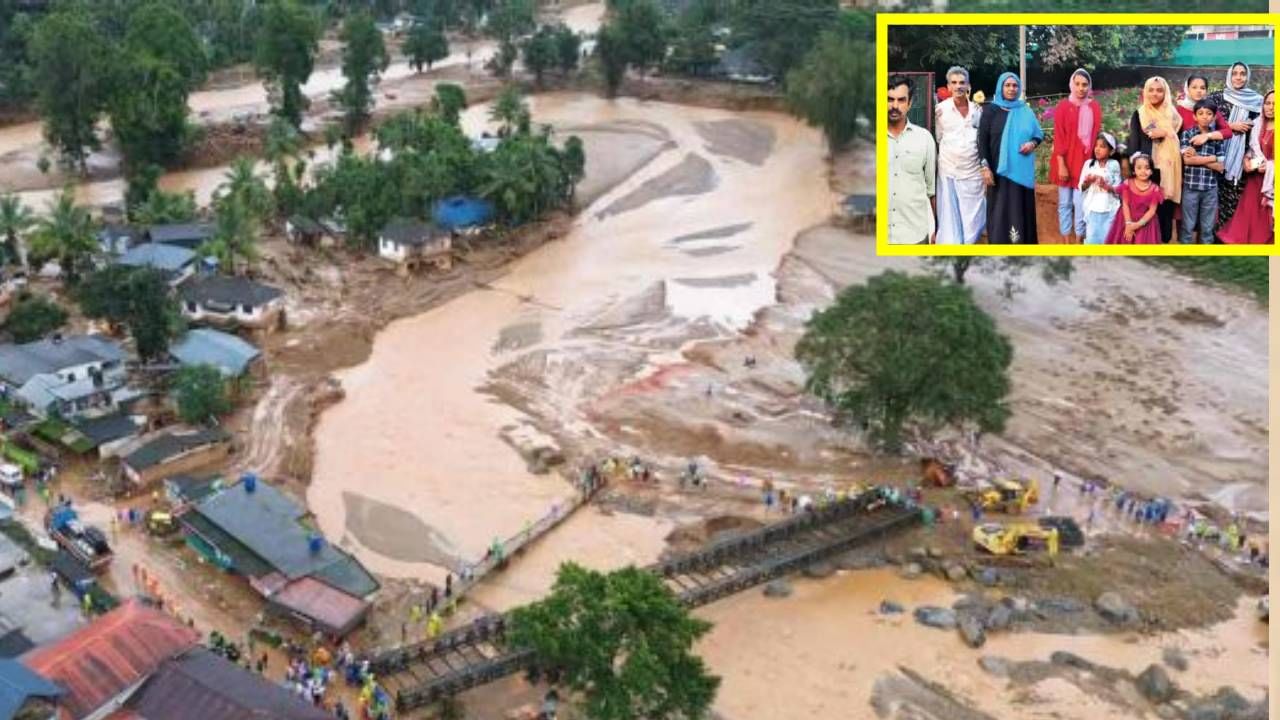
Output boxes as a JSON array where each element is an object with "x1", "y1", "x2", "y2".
[
  {"x1": 965, "y1": 477, "x2": 1039, "y2": 514},
  {"x1": 973, "y1": 522, "x2": 1059, "y2": 556}
]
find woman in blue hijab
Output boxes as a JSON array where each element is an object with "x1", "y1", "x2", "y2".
[{"x1": 978, "y1": 72, "x2": 1045, "y2": 243}]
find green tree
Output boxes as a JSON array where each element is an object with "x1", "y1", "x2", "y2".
[
  {"x1": 256, "y1": 0, "x2": 321, "y2": 128},
  {"x1": 0, "y1": 11, "x2": 37, "y2": 110},
  {"x1": 1031, "y1": 26, "x2": 1186, "y2": 72},
  {"x1": 479, "y1": 133, "x2": 572, "y2": 224},
  {"x1": 887, "y1": 27, "x2": 1018, "y2": 81},
  {"x1": 109, "y1": 57, "x2": 193, "y2": 171},
  {"x1": 487, "y1": 38, "x2": 519, "y2": 78},
  {"x1": 486, "y1": 0, "x2": 534, "y2": 44},
  {"x1": 616, "y1": 0, "x2": 667, "y2": 75},
  {"x1": 266, "y1": 117, "x2": 307, "y2": 216},
  {"x1": 131, "y1": 188, "x2": 199, "y2": 225},
  {"x1": 76, "y1": 266, "x2": 183, "y2": 357},
  {"x1": 786, "y1": 29, "x2": 872, "y2": 152},
  {"x1": 431, "y1": 83, "x2": 468, "y2": 125},
  {"x1": 489, "y1": 85, "x2": 528, "y2": 137},
  {"x1": 30, "y1": 188, "x2": 97, "y2": 283},
  {"x1": 172, "y1": 364, "x2": 232, "y2": 424},
  {"x1": 665, "y1": 4, "x2": 718, "y2": 77},
  {"x1": 522, "y1": 25, "x2": 559, "y2": 86},
  {"x1": 732, "y1": 0, "x2": 837, "y2": 79},
  {"x1": 554, "y1": 25, "x2": 581, "y2": 74},
  {"x1": 795, "y1": 271, "x2": 1014, "y2": 451},
  {"x1": 216, "y1": 157, "x2": 273, "y2": 222},
  {"x1": 30, "y1": 6, "x2": 114, "y2": 173},
  {"x1": 0, "y1": 194, "x2": 34, "y2": 268},
  {"x1": 3, "y1": 293, "x2": 68, "y2": 343},
  {"x1": 560, "y1": 135, "x2": 585, "y2": 202},
  {"x1": 333, "y1": 11, "x2": 389, "y2": 135},
  {"x1": 595, "y1": 24, "x2": 629, "y2": 97},
  {"x1": 509, "y1": 564, "x2": 720, "y2": 720},
  {"x1": 405, "y1": 20, "x2": 450, "y2": 72},
  {"x1": 206, "y1": 157, "x2": 270, "y2": 272},
  {"x1": 123, "y1": 0, "x2": 207, "y2": 88}
]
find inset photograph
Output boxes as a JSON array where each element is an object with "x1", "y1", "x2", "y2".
[{"x1": 879, "y1": 16, "x2": 1277, "y2": 252}]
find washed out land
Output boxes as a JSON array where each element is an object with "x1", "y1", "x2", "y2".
[{"x1": 0, "y1": 2, "x2": 1268, "y2": 719}]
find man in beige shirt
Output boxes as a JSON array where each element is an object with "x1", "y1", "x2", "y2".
[{"x1": 888, "y1": 74, "x2": 937, "y2": 244}]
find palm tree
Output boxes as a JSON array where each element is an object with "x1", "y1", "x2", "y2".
[
  {"x1": 204, "y1": 195, "x2": 259, "y2": 275},
  {"x1": 215, "y1": 157, "x2": 272, "y2": 223},
  {"x1": 30, "y1": 187, "x2": 97, "y2": 283},
  {"x1": 0, "y1": 193, "x2": 34, "y2": 270},
  {"x1": 489, "y1": 85, "x2": 528, "y2": 138}
]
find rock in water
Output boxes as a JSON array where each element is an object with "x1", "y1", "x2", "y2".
[
  {"x1": 1136, "y1": 664, "x2": 1174, "y2": 703},
  {"x1": 977, "y1": 568, "x2": 999, "y2": 586},
  {"x1": 944, "y1": 563, "x2": 968, "y2": 582},
  {"x1": 913, "y1": 606, "x2": 957, "y2": 630},
  {"x1": 1049, "y1": 651, "x2": 1095, "y2": 671},
  {"x1": 958, "y1": 614, "x2": 986, "y2": 648},
  {"x1": 879, "y1": 600, "x2": 905, "y2": 615},
  {"x1": 985, "y1": 604, "x2": 1013, "y2": 632},
  {"x1": 1161, "y1": 647, "x2": 1189, "y2": 672},
  {"x1": 763, "y1": 579, "x2": 792, "y2": 598},
  {"x1": 978, "y1": 656, "x2": 1011, "y2": 677},
  {"x1": 900, "y1": 562, "x2": 923, "y2": 580},
  {"x1": 803, "y1": 561, "x2": 835, "y2": 579},
  {"x1": 1095, "y1": 592, "x2": 1139, "y2": 625}
]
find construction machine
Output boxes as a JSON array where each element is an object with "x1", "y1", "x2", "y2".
[
  {"x1": 921, "y1": 458, "x2": 955, "y2": 487},
  {"x1": 145, "y1": 510, "x2": 179, "y2": 537},
  {"x1": 965, "y1": 477, "x2": 1039, "y2": 514},
  {"x1": 973, "y1": 522, "x2": 1059, "y2": 556}
]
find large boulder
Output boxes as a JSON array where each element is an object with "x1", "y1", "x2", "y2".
[
  {"x1": 1050, "y1": 651, "x2": 1095, "y2": 671},
  {"x1": 958, "y1": 614, "x2": 987, "y2": 648},
  {"x1": 763, "y1": 579, "x2": 793, "y2": 598},
  {"x1": 1185, "y1": 704, "x2": 1225, "y2": 720},
  {"x1": 1095, "y1": 592, "x2": 1139, "y2": 625},
  {"x1": 1037, "y1": 597, "x2": 1086, "y2": 615},
  {"x1": 1162, "y1": 647, "x2": 1189, "y2": 672},
  {"x1": 978, "y1": 656, "x2": 1012, "y2": 677},
  {"x1": 1136, "y1": 664, "x2": 1174, "y2": 704},
  {"x1": 899, "y1": 562, "x2": 923, "y2": 580},
  {"x1": 977, "y1": 568, "x2": 1000, "y2": 587},
  {"x1": 1210, "y1": 687, "x2": 1250, "y2": 714},
  {"x1": 914, "y1": 606, "x2": 957, "y2": 630},
  {"x1": 985, "y1": 604, "x2": 1013, "y2": 632},
  {"x1": 836, "y1": 550, "x2": 886, "y2": 571},
  {"x1": 944, "y1": 563, "x2": 968, "y2": 582},
  {"x1": 879, "y1": 600, "x2": 905, "y2": 615},
  {"x1": 803, "y1": 561, "x2": 836, "y2": 579}
]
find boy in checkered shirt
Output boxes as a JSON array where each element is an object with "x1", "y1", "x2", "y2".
[{"x1": 1179, "y1": 99, "x2": 1226, "y2": 244}]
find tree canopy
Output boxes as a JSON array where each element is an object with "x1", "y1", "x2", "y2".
[
  {"x1": 731, "y1": 0, "x2": 837, "y2": 79},
  {"x1": 333, "y1": 11, "x2": 389, "y2": 135},
  {"x1": 509, "y1": 563, "x2": 720, "y2": 720},
  {"x1": 795, "y1": 271, "x2": 1014, "y2": 451},
  {"x1": 3, "y1": 293, "x2": 67, "y2": 343},
  {"x1": 31, "y1": 5, "x2": 113, "y2": 172},
  {"x1": 77, "y1": 265, "x2": 184, "y2": 359},
  {"x1": 256, "y1": 0, "x2": 321, "y2": 128},
  {"x1": 404, "y1": 19, "x2": 450, "y2": 72},
  {"x1": 172, "y1": 364, "x2": 232, "y2": 424},
  {"x1": 786, "y1": 22, "x2": 872, "y2": 151},
  {"x1": 29, "y1": 188, "x2": 97, "y2": 283}
]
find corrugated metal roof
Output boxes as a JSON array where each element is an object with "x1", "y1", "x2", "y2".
[
  {"x1": 72, "y1": 414, "x2": 142, "y2": 446},
  {"x1": 117, "y1": 244, "x2": 196, "y2": 274},
  {"x1": 0, "y1": 336, "x2": 126, "y2": 386},
  {"x1": 169, "y1": 330, "x2": 261, "y2": 377},
  {"x1": 22, "y1": 600, "x2": 198, "y2": 720},
  {"x1": 178, "y1": 276, "x2": 283, "y2": 308},
  {"x1": 269, "y1": 577, "x2": 370, "y2": 637},
  {"x1": 124, "y1": 647, "x2": 331, "y2": 720},
  {"x1": 0, "y1": 657, "x2": 63, "y2": 719},
  {"x1": 122, "y1": 429, "x2": 230, "y2": 472}
]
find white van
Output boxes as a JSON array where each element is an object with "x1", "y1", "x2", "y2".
[{"x1": 0, "y1": 463, "x2": 23, "y2": 490}]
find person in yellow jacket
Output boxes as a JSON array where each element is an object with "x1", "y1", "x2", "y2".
[{"x1": 427, "y1": 611, "x2": 443, "y2": 639}]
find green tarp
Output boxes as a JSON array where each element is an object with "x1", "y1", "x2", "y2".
[{"x1": 1169, "y1": 38, "x2": 1273, "y2": 67}]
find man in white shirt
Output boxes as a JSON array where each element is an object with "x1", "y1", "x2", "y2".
[
  {"x1": 888, "y1": 74, "x2": 937, "y2": 245},
  {"x1": 934, "y1": 66, "x2": 986, "y2": 244}
]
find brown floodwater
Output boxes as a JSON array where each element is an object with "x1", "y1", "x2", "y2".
[
  {"x1": 308, "y1": 93, "x2": 833, "y2": 584},
  {"x1": 696, "y1": 569, "x2": 1268, "y2": 719}
]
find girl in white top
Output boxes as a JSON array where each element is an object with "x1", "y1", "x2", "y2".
[{"x1": 1078, "y1": 132, "x2": 1123, "y2": 244}]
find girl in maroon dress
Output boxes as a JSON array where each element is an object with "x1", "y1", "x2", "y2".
[
  {"x1": 1106, "y1": 154, "x2": 1164, "y2": 244},
  {"x1": 1219, "y1": 90, "x2": 1274, "y2": 244}
]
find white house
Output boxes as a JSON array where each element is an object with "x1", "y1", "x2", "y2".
[
  {"x1": 377, "y1": 218, "x2": 452, "y2": 271},
  {"x1": 178, "y1": 275, "x2": 285, "y2": 331},
  {"x1": 0, "y1": 335, "x2": 131, "y2": 419}
]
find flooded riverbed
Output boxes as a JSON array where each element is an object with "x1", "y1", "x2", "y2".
[
  {"x1": 308, "y1": 93, "x2": 832, "y2": 583},
  {"x1": 697, "y1": 569, "x2": 1268, "y2": 719}
]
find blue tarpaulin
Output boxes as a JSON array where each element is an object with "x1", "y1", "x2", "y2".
[{"x1": 433, "y1": 196, "x2": 495, "y2": 230}]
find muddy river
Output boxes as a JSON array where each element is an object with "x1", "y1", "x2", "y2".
[{"x1": 308, "y1": 93, "x2": 833, "y2": 583}]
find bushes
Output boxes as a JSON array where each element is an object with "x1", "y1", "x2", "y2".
[
  {"x1": 3, "y1": 293, "x2": 68, "y2": 343},
  {"x1": 1147, "y1": 258, "x2": 1268, "y2": 302}
]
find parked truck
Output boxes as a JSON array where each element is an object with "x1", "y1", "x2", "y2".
[{"x1": 45, "y1": 504, "x2": 112, "y2": 572}]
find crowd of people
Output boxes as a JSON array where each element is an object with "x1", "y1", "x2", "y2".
[{"x1": 888, "y1": 62, "x2": 1274, "y2": 245}]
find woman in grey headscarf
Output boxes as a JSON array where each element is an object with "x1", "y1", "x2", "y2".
[{"x1": 1207, "y1": 62, "x2": 1264, "y2": 231}]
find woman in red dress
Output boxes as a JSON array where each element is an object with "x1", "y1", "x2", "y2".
[
  {"x1": 1219, "y1": 90, "x2": 1274, "y2": 244},
  {"x1": 1106, "y1": 154, "x2": 1164, "y2": 245}
]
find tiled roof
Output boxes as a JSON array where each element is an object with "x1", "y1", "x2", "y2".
[
  {"x1": 22, "y1": 600, "x2": 199, "y2": 720},
  {"x1": 178, "y1": 275, "x2": 283, "y2": 308}
]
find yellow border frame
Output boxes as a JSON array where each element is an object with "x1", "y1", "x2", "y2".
[{"x1": 876, "y1": 13, "x2": 1280, "y2": 256}]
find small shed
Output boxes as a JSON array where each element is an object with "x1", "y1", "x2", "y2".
[
  {"x1": 119, "y1": 428, "x2": 232, "y2": 488},
  {"x1": 285, "y1": 216, "x2": 328, "y2": 247},
  {"x1": 844, "y1": 193, "x2": 875, "y2": 233},
  {"x1": 377, "y1": 218, "x2": 452, "y2": 271}
]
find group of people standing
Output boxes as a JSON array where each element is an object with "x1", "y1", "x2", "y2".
[{"x1": 887, "y1": 62, "x2": 1274, "y2": 244}]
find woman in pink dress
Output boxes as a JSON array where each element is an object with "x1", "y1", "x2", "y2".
[
  {"x1": 1106, "y1": 153, "x2": 1164, "y2": 244},
  {"x1": 1219, "y1": 90, "x2": 1274, "y2": 244}
]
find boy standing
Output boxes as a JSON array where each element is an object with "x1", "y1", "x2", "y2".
[{"x1": 1180, "y1": 99, "x2": 1227, "y2": 244}]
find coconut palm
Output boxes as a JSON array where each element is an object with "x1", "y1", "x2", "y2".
[
  {"x1": 0, "y1": 193, "x2": 35, "y2": 269},
  {"x1": 203, "y1": 193, "x2": 260, "y2": 275},
  {"x1": 489, "y1": 85, "x2": 529, "y2": 138},
  {"x1": 215, "y1": 156, "x2": 272, "y2": 222},
  {"x1": 30, "y1": 187, "x2": 97, "y2": 283}
]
